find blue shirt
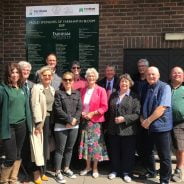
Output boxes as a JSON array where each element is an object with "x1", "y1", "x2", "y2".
[{"x1": 142, "y1": 80, "x2": 173, "y2": 132}]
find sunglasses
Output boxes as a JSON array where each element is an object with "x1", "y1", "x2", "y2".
[
  {"x1": 72, "y1": 67, "x2": 80, "y2": 69},
  {"x1": 63, "y1": 78, "x2": 73, "y2": 82},
  {"x1": 43, "y1": 74, "x2": 52, "y2": 77}
]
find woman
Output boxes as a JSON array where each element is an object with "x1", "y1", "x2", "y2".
[
  {"x1": 71, "y1": 61, "x2": 86, "y2": 91},
  {"x1": 35, "y1": 53, "x2": 61, "y2": 90},
  {"x1": 0, "y1": 63, "x2": 32, "y2": 184},
  {"x1": 107, "y1": 74, "x2": 140, "y2": 183},
  {"x1": 30, "y1": 66, "x2": 55, "y2": 184},
  {"x1": 79, "y1": 68, "x2": 109, "y2": 178},
  {"x1": 53, "y1": 72, "x2": 82, "y2": 183}
]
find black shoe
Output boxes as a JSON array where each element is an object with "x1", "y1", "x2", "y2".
[{"x1": 139, "y1": 172, "x2": 156, "y2": 179}]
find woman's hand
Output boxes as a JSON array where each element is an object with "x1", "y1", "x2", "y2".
[
  {"x1": 66, "y1": 123, "x2": 73, "y2": 128},
  {"x1": 34, "y1": 122, "x2": 42, "y2": 136},
  {"x1": 70, "y1": 118, "x2": 77, "y2": 126},
  {"x1": 82, "y1": 112, "x2": 87, "y2": 119},
  {"x1": 86, "y1": 112, "x2": 95, "y2": 120},
  {"x1": 82, "y1": 111, "x2": 93, "y2": 120},
  {"x1": 34, "y1": 127, "x2": 42, "y2": 136},
  {"x1": 115, "y1": 116, "x2": 125, "y2": 124}
]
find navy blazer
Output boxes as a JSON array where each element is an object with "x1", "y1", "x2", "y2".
[{"x1": 97, "y1": 76, "x2": 119, "y2": 92}]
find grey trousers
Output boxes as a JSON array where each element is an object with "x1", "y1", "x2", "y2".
[{"x1": 54, "y1": 128, "x2": 78, "y2": 170}]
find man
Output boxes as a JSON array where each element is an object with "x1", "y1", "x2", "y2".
[
  {"x1": 19, "y1": 61, "x2": 34, "y2": 93},
  {"x1": 98, "y1": 64, "x2": 119, "y2": 98},
  {"x1": 18, "y1": 61, "x2": 34, "y2": 183},
  {"x1": 170, "y1": 66, "x2": 184, "y2": 182},
  {"x1": 141, "y1": 66, "x2": 173, "y2": 184},
  {"x1": 132, "y1": 59, "x2": 149, "y2": 176},
  {"x1": 35, "y1": 53, "x2": 61, "y2": 90},
  {"x1": 133, "y1": 58, "x2": 149, "y2": 98}
]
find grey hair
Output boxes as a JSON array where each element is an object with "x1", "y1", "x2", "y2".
[
  {"x1": 119, "y1": 73, "x2": 134, "y2": 87},
  {"x1": 18, "y1": 61, "x2": 32, "y2": 70},
  {"x1": 85, "y1": 68, "x2": 99, "y2": 80},
  {"x1": 106, "y1": 64, "x2": 116, "y2": 71},
  {"x1": 137, "y1": 59, "x2": 149, "y2": 67}
]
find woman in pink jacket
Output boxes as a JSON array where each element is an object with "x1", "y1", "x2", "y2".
[{"x1": 79, "y1": 68, "x2": 109, "y2": 178}]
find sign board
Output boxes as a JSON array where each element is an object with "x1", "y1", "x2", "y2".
[{"x1": 26, "y1": 4, "x2": 99, "y2": 78}]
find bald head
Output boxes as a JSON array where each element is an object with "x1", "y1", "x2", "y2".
[
  {"x1": 170, "y1": 66, "x2": 184, "y2": 86},
  {"x1": 146, "y1": 66, "x2": 160, "y2": 85}
]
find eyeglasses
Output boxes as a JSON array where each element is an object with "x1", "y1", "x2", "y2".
[
  {"x1": 63, "y1": 78, "x2": 73, "y2": 82},
  {"x1": 72, "y1": 67, "x2": 80, "y2": 70},
  {"x1": 138, "y1": 65, "x2": 146, "y2": 68}
]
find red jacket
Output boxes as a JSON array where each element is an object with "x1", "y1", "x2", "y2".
[{"x1": 81, "y1": 84, "x2": 108, "y2": 123}]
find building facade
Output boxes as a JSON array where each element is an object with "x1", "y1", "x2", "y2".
[{"x1": 0, "y1": 0, "x2": 184, "y2": 80}]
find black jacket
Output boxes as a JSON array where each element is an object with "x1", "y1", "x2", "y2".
[
  {"x1": 107, "y1": 91, "x2": 140, "y2": 136},
  {"x1": 53, "y1": 89, "x2": 82, "y2": 125},
  {"x1": 97, "y1": 76, "x2": 119, "y2": 92}
]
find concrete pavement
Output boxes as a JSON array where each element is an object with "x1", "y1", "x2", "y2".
[{"x1": 27, "y1": 161, "x2": 177, "y2": 184}]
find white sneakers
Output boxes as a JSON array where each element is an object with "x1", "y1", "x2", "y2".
[
  {"x1": 108, "y1": 172, "x2": 117, "y2": 180},
  {"x1": 108, "y1": 172, "x2": 132, "y2": 183},
  {"x1": 55, "y1": 172, "x2": 66, "y2": 184},
  {"x1": 123, "y1": 175, "x2": 132, "y2": 183}
]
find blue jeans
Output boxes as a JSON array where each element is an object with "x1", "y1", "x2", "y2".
[{"x1": 54, "y1": 128, "x2": 78, "y2": 170}]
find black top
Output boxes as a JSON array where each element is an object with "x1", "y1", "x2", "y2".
[
  {"x1": 53, "y1": 89, "x2": 82, "y2": 125},
  {"x1": 107, "y1": 91, "x2": 140, "y2": 136},
  {"x1": 97, "y1": 76, "x2": 120, "y2": 92}
]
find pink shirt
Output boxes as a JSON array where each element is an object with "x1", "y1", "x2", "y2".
[{"x1": 72, "y1": 77, "x2": 87, "y2": 91}]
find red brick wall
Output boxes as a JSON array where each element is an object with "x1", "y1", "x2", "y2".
[{"x1": 1, "y1": 0, "x2": 184, "y2": 78}]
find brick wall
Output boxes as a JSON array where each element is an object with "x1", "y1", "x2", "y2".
[
  {"x1": 1, "y1": 0, "x2": 184, "y2": 78},
  {"x1": 0, "y1": 0, "x2": 3, "y2": 81}
]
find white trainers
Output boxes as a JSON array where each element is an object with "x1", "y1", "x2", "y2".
[
  {"x1": 108, "y1": 172, "x2": 117, "y2": 180},
  {"x1": 55, "y1": 172, "x2": 66, "y2": 184},
  {"x1": 123, "y1": 175, "x2": 132, "y2": 183},
  {"x1": 63, "y1": 169, "x2": 76, "y2": 179}
]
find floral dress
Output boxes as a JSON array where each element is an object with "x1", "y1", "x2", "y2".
[{"x1": 79, "y1": 120, "x2": 109, "y2": 161}]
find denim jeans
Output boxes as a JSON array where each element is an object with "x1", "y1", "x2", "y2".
[
  {"x1": 3, "y1": 121, "x2": 26, "y2": 166},
  {"x1": 54, "y1": 128, "x2": 78, "y2": 170}
]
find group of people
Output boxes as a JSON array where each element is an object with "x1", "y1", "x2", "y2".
[{"x1": 0, "y1": 53, "x2": 184, "y2": 184}]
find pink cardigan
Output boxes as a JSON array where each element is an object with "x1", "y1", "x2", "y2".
[{"x1": 81, "y1": 84, "x2": 108, "y2": 123}]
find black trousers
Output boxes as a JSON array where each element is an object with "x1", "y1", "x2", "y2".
[
  {"x1": 108, "y1": 134, "x2": 136, "y2": 176},
  {"x1": 21, "y1": 129, "x2": 31, "y2": 175},
  {"x1": 3, "y1": 121, "x2": 26, "y2": 166},
  {"x1": 143, "y1": 131, "x2": 172, "y2": 183}
]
